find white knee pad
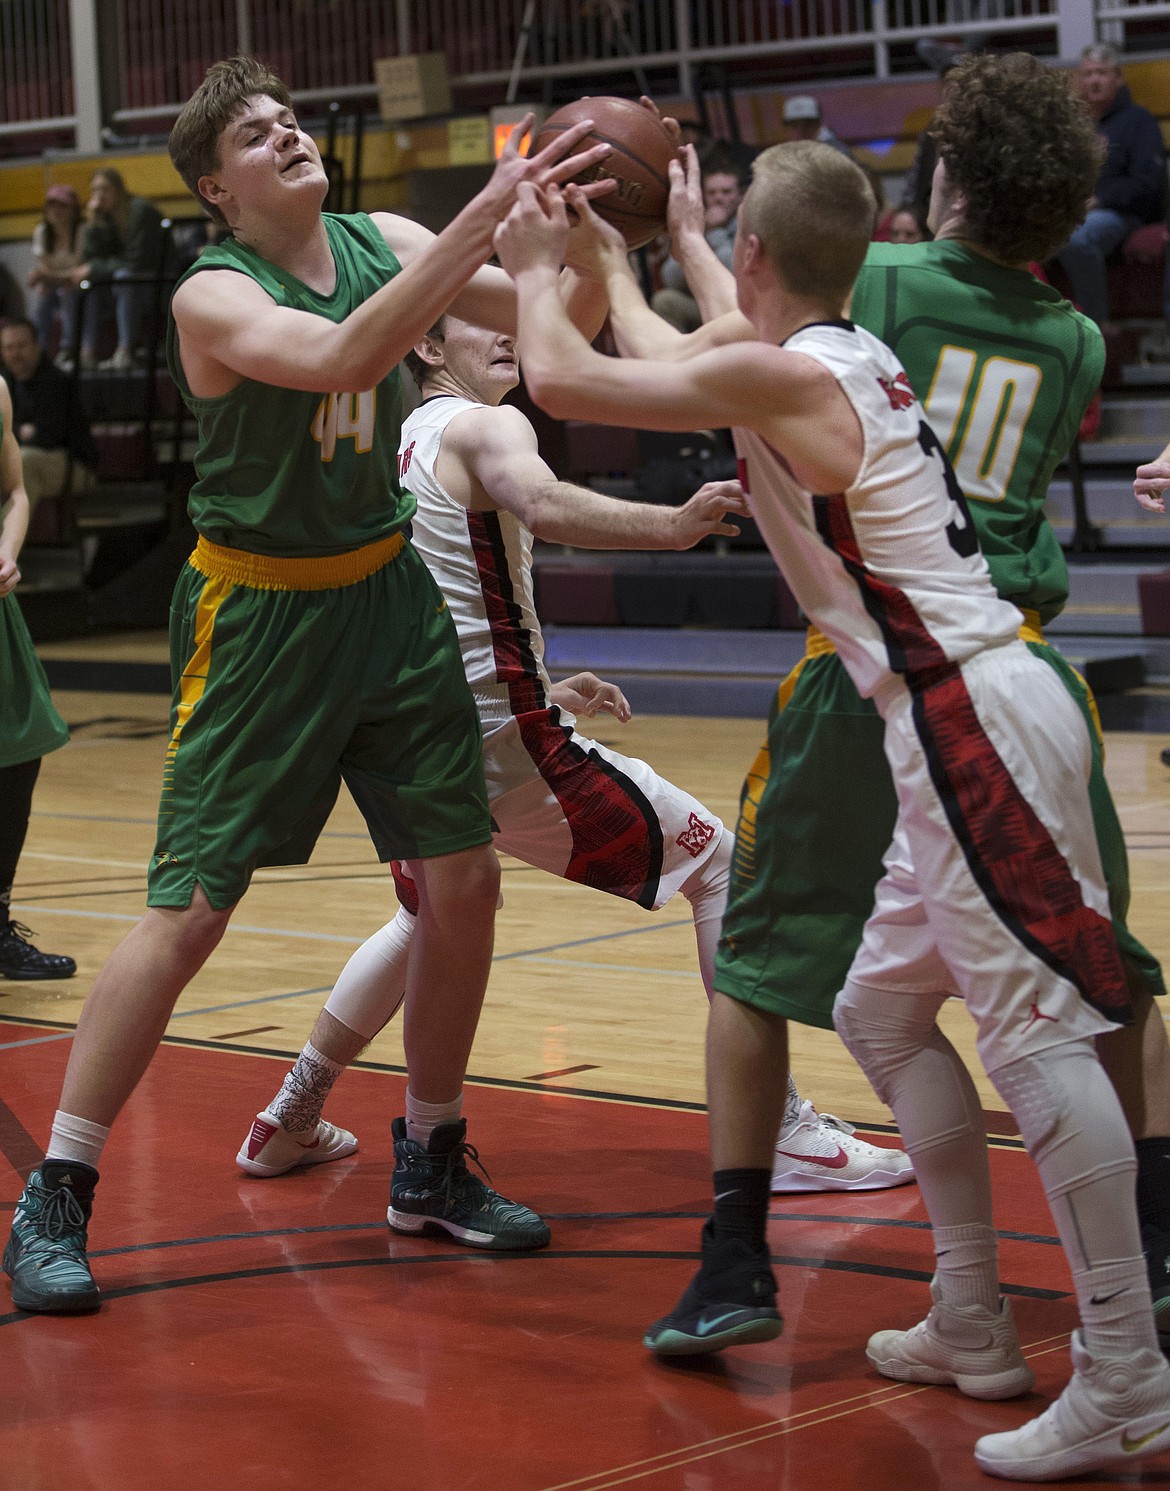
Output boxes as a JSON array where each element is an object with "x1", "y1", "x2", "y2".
[
  {"x1": 832, "y1": 978, "x2": 945, "y2": 1108},
  {"x1": 989, "y1": 1042, "x2": 1136, "y2": 1193}
]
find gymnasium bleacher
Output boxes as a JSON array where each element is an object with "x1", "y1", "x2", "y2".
[{"x1": 4, "y1": 0, "x2": 1170, "y2": 720}]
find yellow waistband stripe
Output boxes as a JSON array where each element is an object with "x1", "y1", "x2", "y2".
[
  {"x1": 805, "y1": 609, "x2": 1046, "y2": 660},
  {"x1": 1018, "y1": 608, "x2": 1045, "y2": 647},
  {"x1": 804, "y1": 625, "x2": 837, "y2": 658},
  {"x1": 189, "y1": 531, "x2": 405, "y2": 591}
]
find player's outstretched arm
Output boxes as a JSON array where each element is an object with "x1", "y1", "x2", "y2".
[
  {"x1": 564, "y1": 185, "x2": 750, "y2": 362},
  {"x1": 1135, "y1": 441, "x2": 1170, "y2": 513},
  {"x1": 666, "y1": 146, "x2": 743, "y2": 326},
  {"x1": 447, "y1": 401, "x2": 748, "y2": 549},
  {"x1": 0, "y1": 378, "x2": 30, "y2": 593},
  {"x1": 174, "y1": 117, "x2": 612, "y2": 394},
  {"x1": 497, "y1": 184, "x2": 779, "y2": 434}
]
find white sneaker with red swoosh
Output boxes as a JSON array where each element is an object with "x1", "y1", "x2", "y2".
[
  {"x1": 771, "y1": 1101, "x2": 915, "y2": 1193},
  {"x1": 236, "y1": 1110, "x2": 358, "y2": 1177},
  {"x1": 975, "y1": 1329, "x2": 1170, "y2": 1480}
]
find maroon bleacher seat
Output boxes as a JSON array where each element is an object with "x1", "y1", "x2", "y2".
[
  {"x1": 1107, "y1": 223, "x2": 1169, "y2": 320},
  {"x1": 775, "y1": 573, "x2": 801, "y2": 629},
  {"x1": 562, "y1": 422, "x2": 640, "y2": 483},
  {"x1": 1138, "y1": 570, "x2": 1170, "y2": 635},
  {"x1": 93, "y1": 426, "x2": 151, "y2": 480},
  {"x1": 532, "y1": 563, "x2": 619, "y2": 625}
]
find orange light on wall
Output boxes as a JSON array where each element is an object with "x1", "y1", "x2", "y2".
[{"x1": 493, "y1": 121, "x2": 532, "y2": 158}]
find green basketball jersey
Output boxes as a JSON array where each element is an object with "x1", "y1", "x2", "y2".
[
  {"x1": 851, "y1": 240, "x2": 1104, "y2": 623},
  {"x1": 167, "y1": 213, "x2": 415, "y2": 558}
]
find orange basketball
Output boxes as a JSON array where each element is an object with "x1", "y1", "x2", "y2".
[{"x1": 532, "y1": 96, "x2": 676, "y2": 249}]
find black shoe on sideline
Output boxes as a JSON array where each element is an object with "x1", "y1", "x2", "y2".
[{"x1": 0, "y1": 922, "x2": 77, "y2": 980}]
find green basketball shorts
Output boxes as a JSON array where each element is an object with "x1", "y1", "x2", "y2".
[
  {"x1": 0, "y1": 592, "x2": 68, "y2": 769},
  {"x1": 148, "y1": 532, "x2": 491, "y2": 910},
  {"x1": 713, "y1": 622, "x2": 1163, "y2": 1028}
]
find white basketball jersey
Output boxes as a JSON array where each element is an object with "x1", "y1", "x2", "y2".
[
  {"x1": 735, "y1": 321, "x2": 1020, "y2": 703},
  {"x1": 398, "y1": 395, "x2": 551, "y2": 714}
]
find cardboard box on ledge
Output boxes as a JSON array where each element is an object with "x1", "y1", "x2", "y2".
[{"x1": 375, "y1": 53, "x2": 453, "y2": 122}]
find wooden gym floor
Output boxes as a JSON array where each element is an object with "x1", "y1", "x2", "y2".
[{"x1": 2, "y1": 645, "x2": 1170, "y2": 1489}]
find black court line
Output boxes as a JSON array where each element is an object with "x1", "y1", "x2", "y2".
[
  {"x1": 0, "y1": 1013, "x2": 1033, "y2": 1147},
  {"x1": 0, "y1": 1249, "x2": 1068, "y2": 1328},
  {"x1": 83, "y1": 1213, "x2": 1060, "y2": 1262}
]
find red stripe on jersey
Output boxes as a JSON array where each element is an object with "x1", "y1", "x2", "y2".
[
  {"x1": 810, "y1": 487, "x2": 1128, "y2": 1021},
  {"x1": 467, "y1": 511, "x2": 546, "y2": 716},
  {"x1": 914, "y1": 671, "x2": 1130, "y2": 1022},
  {"x1": 813, "y1": 490, "x2": 950, "y2": 677},
  {"x1": 514, "y1": 708, "x2": 664, "y2": 908}
]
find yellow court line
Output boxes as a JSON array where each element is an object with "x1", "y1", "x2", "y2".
[{"x1": 542, "y1": 1331, "x2": 1074, "y2": 1490}]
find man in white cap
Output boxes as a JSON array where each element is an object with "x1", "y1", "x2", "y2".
[{"x1": 782, "y1": 95, "x2": 853, "y2": 157}]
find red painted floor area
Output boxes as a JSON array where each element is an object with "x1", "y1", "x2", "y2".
[{"x1": 0, "y1": 1023, "x2": 1129, "y2": 1490}]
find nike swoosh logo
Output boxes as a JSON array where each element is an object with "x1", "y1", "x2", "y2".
[
  {"x1": 296, "y1": 1137, "x2": 321, "y2": 1152},
  {"x1": 1091, "y1": 1288, "x2": 1127, "y2": 1305},
  {"x1": 1122, "y1": 1420, "x2": 1170, "y2": 1453},
  {"x1": 696, "y1": 1310, "x2": 744, "y2": 1336},
  {"x1": 775, "y1": 1145, "x2": 850, "y2": 1170},
  {"x1": 713, "y1": 1190, "x2": 739, "y2": 1202}
]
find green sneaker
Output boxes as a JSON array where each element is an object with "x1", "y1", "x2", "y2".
[
  {"x1": 4, "y1": 1161, "x2": 101, "y2": 1314},
  {"x1": 387, "y1": 1117, "x2": 550, "y2": 1251}
]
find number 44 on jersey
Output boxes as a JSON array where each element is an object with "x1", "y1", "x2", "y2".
[{"x1": 311, "y1": 389, "x2": 377, "y2": 462}]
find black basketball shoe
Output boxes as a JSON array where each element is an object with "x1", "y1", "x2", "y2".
[{"x1": 644, "y1": 1219, "x2": 782, "y2": 1355}]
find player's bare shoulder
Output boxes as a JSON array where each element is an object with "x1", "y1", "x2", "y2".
[
  {"x1": 443, "y1": 401, "x2": 537, "y2": 464},
  {"x1": 368, "y1": 210, "x2": 435, "y2": 265},
  {"x1": 437, "y1": 401, "x2": 540, "y2": 514},
  {"x1": 170, "y1": 268, "x2": 276, "y2": 396}
]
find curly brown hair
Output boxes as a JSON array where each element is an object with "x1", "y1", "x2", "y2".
[{"x1": 930, "y1": 53, "x2": 1104, "y2": 263}]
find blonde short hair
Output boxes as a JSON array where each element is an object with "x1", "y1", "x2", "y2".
[{"x1": 741, "y1": 142, "x2": 875, "y2": 305}]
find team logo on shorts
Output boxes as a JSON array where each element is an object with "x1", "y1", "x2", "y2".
[
  {"x1": 676, "y1": 813, "x2": 716, "y2": 858},
  {"x1": 877, "y1": 372, "x2": 916, "y2": 411},
  {"x1": 153, "y1": 851, "x2": 181, "y2": 867}
]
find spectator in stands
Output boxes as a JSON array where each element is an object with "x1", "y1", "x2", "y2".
[
  {"x1": 860, "y1": 164, "x2": 896, "y2": 238},
  {"x1": 72, "y1": 168, "x2": 165, "y2": 371},
  {"x1": 0, "y1": 265, "x2": 25, "y2": 323},
  {"x1": 781, "y1": 95, "x2": 853, "y2": 157},
  {"x1": 26, "y1": 185, "x2": 84, "y2": 368},
  {"x1": 1053, "y1": 44, "x2": 1166, "y2": 327},
  {"x1": 0, "y1": 318, "x2": 97, "y2": 514},
  {"x1": 886, "y1": 206, "x2": 929, "y2": 243},
  {"x1": 650, "y1": 152, "x2": 743, "y2": 333}
]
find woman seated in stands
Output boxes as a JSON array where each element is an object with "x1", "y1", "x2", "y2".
[
  {"x1": 26, "y1": 185, "x2": 84, "y2": 369},
  {"x1": 73, "y1": 169, "x2": 165, "y2": 372}
]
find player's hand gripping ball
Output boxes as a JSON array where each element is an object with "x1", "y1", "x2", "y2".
[{"x1": 531, "y1": 97, "x2": 677, "y2": 249}]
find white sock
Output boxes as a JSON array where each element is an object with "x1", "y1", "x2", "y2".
[
  {"x1": 405, "y1": 1090, "x2": 463, "y2": 1145},
  {"x1": 46, "y1": 1110, "x2": 110, "y2": 1169},
  {"x1": 679, "y1": 828, "x2": 730, "y2": 1000},
  {"x1": 932, "y1": 1223, "x2": 1001, "y2": 1313},
  {"x1": 268, "y1": 1041, "x2": 343, "y2": 1136},
  {"x1": 324, "y1": 907, "x2": 414, "y2": 1041}
]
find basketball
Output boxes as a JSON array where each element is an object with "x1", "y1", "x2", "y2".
[{"x1": 531, "y1": 96, "x2": 676, "y2": 249}]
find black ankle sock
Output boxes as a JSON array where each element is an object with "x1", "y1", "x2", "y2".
[
  {"x1": 711, "y1": 1168, "x2": 771, "y2": 1253},
  {"x1": 1135, "y1": 1137, "x2": 1170, "y2": 1242}
]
